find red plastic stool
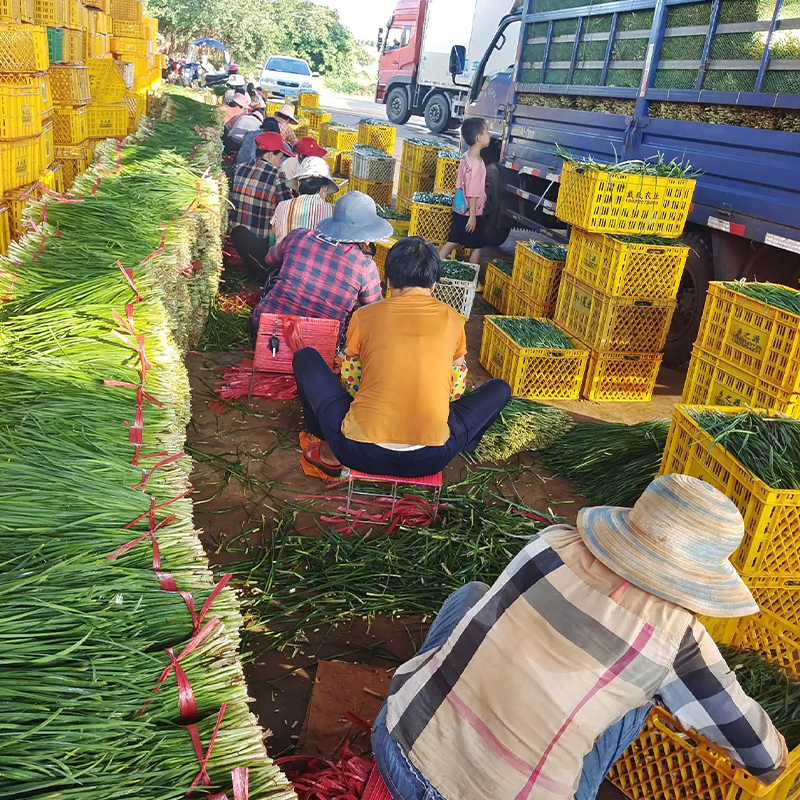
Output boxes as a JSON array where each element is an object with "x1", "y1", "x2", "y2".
[{"x1": 344, "y1": 469, "x2": 443, "y2": 522}]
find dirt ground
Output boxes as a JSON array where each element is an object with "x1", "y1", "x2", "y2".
[{"x1": 186, "y1": 285, "x2": 687, "y2": 759}]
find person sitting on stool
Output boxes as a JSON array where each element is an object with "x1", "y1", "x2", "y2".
[{"x1": 293, "y1": 236, "x2": 511, "y2": 478}]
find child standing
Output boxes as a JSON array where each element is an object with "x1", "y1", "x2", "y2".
[{"x1": 439, "y1": 117, "x2": 490, "y2": 266}]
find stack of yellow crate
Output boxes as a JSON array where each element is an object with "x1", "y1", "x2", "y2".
[
  {"x1": 0, "y1": 22, "x2": 50, "y2": 244},
  {"x1": 552, "y1": 163, "x2": 695, "y2": 401},
  {"x1": 433, "y1": 149, "x2": 460, "y2": 194},
  {"x1": 397, "y1": 138, "x2": 438, "y2": 211},
  {"x1": 319, "y1": 123, "x2": 357, "y2": 179},
  {"x1": 350, "y1": 143, "x2": 394, "y2": 207},
  {"x1": 84, "y1": 55, "x2": 126, "y2": 148}
]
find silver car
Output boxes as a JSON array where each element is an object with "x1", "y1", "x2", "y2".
[{"x1": 259, "y1": 56, "x2": 319, "y2": 99}]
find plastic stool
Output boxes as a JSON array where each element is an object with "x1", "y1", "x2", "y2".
[
  {"x1": 344, "y1": 469, "x2": 443, "y2": 522},
  {"x1": 362, "y1": 764, "x2": 392, "y2": 800}
]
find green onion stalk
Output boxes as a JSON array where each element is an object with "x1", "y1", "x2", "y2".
[
  {"x1": 727, "y1": 280, "x2": 800, "y2": 316},
  {"x1": 556, "y1": 143, "x2": 702, "y2": 178},
  {"x1": 0, "y1": 89, "x2": 293, "y2": 800},
  {"x1": 412, "y1": 192, "x2": 455, "y2": 206},
  {"x1": 525, "y1": 241, "x2": 568, "y2": 262},
  {"x1": 474, "y1": 399, "x2": 575, "y2": 462},
  {"x1": 541, "y1": 419, "x2": 671, "y2": 507},
  {"x1": 494, "y1": 317, "x2": 575, "y2": 349},
  {"x1": 440, "y1": 261, "x2": 477, "y2": 282}
]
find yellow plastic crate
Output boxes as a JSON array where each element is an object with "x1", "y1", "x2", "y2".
[
  {"x1": 396, "y1": 193, "x2": 412, "y2": 214},
  {"x1": 0, "y1": 85, "x2": 44, "y2": 141},
  {"x1": 33, "y1": 0, "x2": 64, "y2": 25},
  {"x1": 484, "y1": 261, "x2": 513, "y2": 314},
  {"x1": 610, "y1": 704, "x2": 800, "y2": 800},
  {"x1": 556, "y1": 162, "x2": 695, "y2": 238},
  {"x1": 349, "y1": 174, "x2": 392, "y2": 207},
  {"x1": 565, "y1": 228, "x2": 689, "y2": 299},
  {"x1": 87, "y1": 32, "x2": 108, "y2": 58},
  {"x1": 49, "y1": 64, "x2": 91, "y2": 105},
  {"x1": 0, "y1": 136, "x2": 42, "y2": 192},
  {"x1": 40, "y1": 121, "x2": 54, "y2": 167},
  {"x1": 337, "y1": 151, "x2": 352, "y2": 178},
  {"x1": 322, "y1": 148, "x2": 339, "y2": 176},
  {"x1": 41, "y1": 161, "x2": 64, "y2": 194},
  {"x1": 64, "y1": 0, "x2": 77, "y2": 26},
  {"x1": 88, "y1": 57, "x2": 127, "y2": 102},
  {"x1": 0, "y1": 204, "x2": 9, "y2": 254},
  {"x1": 373, "y1": 237, "x2": 398, "y2": 281},
  {"x1": 582, "y1": 348, "x2": 662, "y2": 402},
  {"x1": 401, "y1": 139, "x2": 439, "y2": 175},
  {"x1": 86, "y1": 103, "x2": 127, "y2": 138},
  {"x1": 398, "y1": 166, "x2": 434, "y2": 198},
  {"x1": 4, "y1": 182, "x2": 40, "y2": 238},
  {"x1": 683, "y1": 345, "x2": 800, "y2": 418},
  {"x1": 0, "y1": 0, "x2": 34, "y2": 22},
  {"x1": 265, "y1": 100, "x2": 284, "y2": 116},
  {"x1": 111, "y1": 18, "x2": 146, "y2": 36},
  {"x1": 660, "y1": 405, "x2": 800, "y2": 575},
  {"x1": 88, "y1": 9, "x2": 109, "y2": 34},
  {"x1": 386, "y1": 216, "x2": 408, "y2": 238},
  {"x1": 409, "y1": 200, "x2": 452, "y2": 245},
  {"x1": 513, "y1": 240, "x2": 566, "y2": 316},
  {"x1": 330, "y1": 177, "x2": 349, "y2": 205},
  {"x1": 0, "y1": 23, "x2": 49, "y2": 72},
  {"x1": 320, "y1": 125, "x2": 356, "y2": 151},
  {"x1": 56, "y1": 142, "x2": 90, "y2": 189},
  {"x1": 62, "y1": 28, "x2": 83, "y2": 63},
  {"x1": 555, "y1": 273, "x2": 675, "y2": 354},
  {"x1": 479, "y1": 316, "x2": 589, "y2": 399},
  {"x1": 110, "y1": 34, "x2": 147, "y2": 56},
  {"x1": 0, "y1": 73, "x2": 52, "y2": 118},
  {"x1": 299, "y1": 90, "x2": 318, "y2": 107},
  {"x1": 53, "y1": 105, "x2": 88, "y2": 144},
  {"x1": 358, "y1": 121, "x2": 395, "y2": 156},
  {"x1": 110, "y1": 0, "x2": 142, "y2": 21},
  {"x1": 696, "y1": 282, "x2": 800, "y2": 397},
  {"x1": 434, "y1": 154, "x2": 460, "y2": 194}
]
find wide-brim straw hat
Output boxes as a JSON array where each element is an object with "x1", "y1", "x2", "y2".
[
  {"x1": 287, "y1": 155, "x2": 339, "y2": 194},
  {"x1": 316, "y1": 191, "x2": 393, "y2": 243},
  {"x1": 577, "y1": 473, "x2": 757, "y2": 618},
  {"x1": 276, "y1": 104, "x2": 298, "y2": 124}
]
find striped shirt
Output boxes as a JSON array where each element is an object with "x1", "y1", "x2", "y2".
[
  {"x1": 386, "y1": 526, "x2": 787, "y2": 800},
  {"x1": 272, "y1": 194, "x2": 332, "y2": 243}
]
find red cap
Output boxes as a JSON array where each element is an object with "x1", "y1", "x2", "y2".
[
  {"x1": 296, "y1": 137, "x2": 326, "y2": 157},
  {"x1": 255, "y1": 131, "x2": 293, "y2": 157}
]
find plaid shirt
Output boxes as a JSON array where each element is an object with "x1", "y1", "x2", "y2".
[
  {"x1": 386, "y1": 526, "x2": 787, "y2": 800},
  {"x1": 253, "y1": 229, "x2": 382, "y2": 329},
  {"x1": 230, "y1": 160, "x2": 292, "y2": 238},
  {"x1": 276, "y1": 116, "x2": 298, "y2": 148}
]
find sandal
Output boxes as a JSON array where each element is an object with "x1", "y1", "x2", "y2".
[{"x1": 302, "y1": 440, "x2": 343, "y2": 478}]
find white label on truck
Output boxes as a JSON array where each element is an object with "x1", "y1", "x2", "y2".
[
  {"x1": 707, "y1": 216, "x2": 732, "y2": 233},
  {"x1": 765, "y1": 233, "x2": 800, "y2": 254}
]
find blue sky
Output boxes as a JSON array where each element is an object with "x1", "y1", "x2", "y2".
[{"x1": 315, "y1": 0, "x2": 396, "y2": 42}]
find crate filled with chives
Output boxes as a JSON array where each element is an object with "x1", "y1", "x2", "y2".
[
  {"x1": 299, "y1": 90, "x2": 319, "y2": 107},
  {"x1": 349, "y1": 174, "x2": 392, "y2": 207},
  {"x1": 513, "y1": 240, "x2": 568, "y2": 317},
  {"x1": 357, "y1": 117, "x2": 396, "y2": 156},
  {"x1": 565, "y1": 229, "x2": 689, "y2": 300},
  {"x1": 377, "y1": 205, "x2": 410, "y2": 239},
  {"x1": 434, "y1": 149, "x2": 460, "y2": 194},
  {"x1": 433, "y1": 260, "x2": 479, "y2": 320},
  {"x1": 660, "y1": 406, "x2": 800, "y2": 575},
  {"x1": 351, "y1": 144, "x2": 395, "y2": 182},
  {"x1": 484, "y1": 259, "x2": 514, "y2": 314},
  {"x1": 320, "y1": 122, "x2": 357, "y2": 151},
  {"x1": 409, "y1": 192, "x2": 453, "y2": 245},
  {"x1": 480, "y1": 316, "x2": 589, "y2": 400},
  {"x1": 401, "y1": 137, "x2": 440, "y2": 174},
  {"x1": 337, "y1": 151, "x2": 352, "y2": 178}
]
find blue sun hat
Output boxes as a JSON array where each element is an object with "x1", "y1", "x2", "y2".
[
  {"x1": 577, "y1": 473, "x2": 758, "y2": 618},
  {"x1": 316, "y1": 191, "x2": 393, "y2": 243}
]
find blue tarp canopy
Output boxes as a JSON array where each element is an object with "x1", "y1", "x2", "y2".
[{"x1": 189, "y1": 37, "x2": 229, "y2": 52}]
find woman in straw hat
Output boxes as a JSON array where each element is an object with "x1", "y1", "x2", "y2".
[
  {"x1": 371, "y1": 474, "x2": 787, "y2": 800},
  {"x1": 274, "y1": 103, "x2": 299, "y2": 148}
]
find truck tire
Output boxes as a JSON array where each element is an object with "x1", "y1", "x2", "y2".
[
  {"x1": 385, "y1": 87, "x2": 411, "y2": 125},
  {"x1": 663, "y1": 232, "x2": 714, "y2": 369},
  {"x1": 424, "y1": 92, "x2": 451, "y2": 134},
  {"x1": 482, "y1": 162, "x2": 511, "y2": 247}
]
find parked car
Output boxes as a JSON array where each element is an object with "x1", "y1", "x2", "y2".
[{"x1": 259, "y1": 56, "x2": 320, "y2": 98}]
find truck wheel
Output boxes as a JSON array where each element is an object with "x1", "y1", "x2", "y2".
[
  {"x1": 482, "y1": 162, "x2": 511, "y2": 247},
  {"x1": 424, "y1": 93, "x2": 451, "y2": 134},
  {"x1": 386, "y1": 87, "x2": 411, "y2": 125},
  {"x1": 664, "y1": 232, "x2": 714, "y2": 369}
]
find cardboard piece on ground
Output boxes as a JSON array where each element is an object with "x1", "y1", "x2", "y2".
[{"x1": 297, "y1": 660, "x2": 393, "y2": 758}]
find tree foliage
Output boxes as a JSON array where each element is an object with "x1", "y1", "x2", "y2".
[{"x1": 146, "y1": 0, "x2": 372, "y2": 87}]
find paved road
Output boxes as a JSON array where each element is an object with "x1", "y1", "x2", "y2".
[{"x1": 319, "y1": 91, "x2": 460, "y2": 159}]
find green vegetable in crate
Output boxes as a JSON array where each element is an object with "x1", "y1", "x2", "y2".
[
  {"x1": 609, "y1": 234, "x2": 682, "y2": 246},
  {"x1": 719, "y1": 645, "x2": 800, "y2": 749},
  {"x1": 438, "y1": 149, "x2": 461, "y2": 159},
  {"x1": 359, "y1": 117, "x2": 391, "y2": 126},
  {"x1": 527, "y1": 241, "x2": 568, "y2": 261},
  {"x1": 412, "y1": 192, "x2": 455, "y2": 206},
  {"x1": 494, "y1": 317, "x2": 575, "y2": 349},
  {"x1": 377, "y1": 205, "x2": 411, "y2": 221},
  {"x1": 405, "y1": 136, "x2": 440, "y2": 147},
  {"x1": 474, "y1": 399, "x2": 574, "y2": 461},
  {"x1": 492, "y1": 259, "x2": 514, "y2": 277},
  {"x1": 440, "y1": 261, "x2": 477, "y2": 282},
  {"x1": 555, "y1": 143, "x2": 701, "y2": 178},
  {"x1": 541, "y1": 419, "x2": 671, "y2": 507},
  {"x1": 353, "y1": 143, "x2": 391, "y2": 158},
  {"x1": 689, "y1": 409, "x2": 800, "y2": 490},
  {"x1": 728, "y1": 281, "x2": 800, "y2": 316}
]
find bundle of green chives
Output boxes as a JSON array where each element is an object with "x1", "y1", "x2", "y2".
[
  {"x1": 353, "y1": 143, "x2": 391, "y2": 158},
  {"x1": 556, "y1": 143, "x2": 701, "y2": 178},
  {"x1": 199, "y1": 299, "x2": 252, "y2": 351},
  {"x1": 474, "y1": 399, "x2": 575, "y2": 461},
  {"x1": 727, "y1": 281, "x2": 800, "y2": 316},
  {"x1": 611, "y1": 234, "x2": 685, "y2": 246},
  {"x1": 494, "y1": 317, "x2": 575, "y2": 349},
  {"x1": 376, "y1": 205, "x2": 411, "y2": 221},
  {"x1": 440, "y1": 261, "x2": 477, "y2": 282},
  {"x1": 491, "y1": 259, "x2": 514, "y2": 277},
  {"x1": 689, "y1": 409, "x2": 800, "y2": 489},
  {"x1": 527, "y1": 241, "x2": 568, "y2": 261},
  {"x1": 541, "y1": 419, "x2": 671, "y2": 507},
  {"x1": 412, "y1": 192, "x2": 455, "y2": 206}
]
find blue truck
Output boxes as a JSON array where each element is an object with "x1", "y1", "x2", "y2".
[{"x1": 450, "y1": 0, "x2": 800, "y2": 366}]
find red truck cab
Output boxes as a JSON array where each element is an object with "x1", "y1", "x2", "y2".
[{"x1": 375, "y1": 0, "x2": 423, "y2": 120}]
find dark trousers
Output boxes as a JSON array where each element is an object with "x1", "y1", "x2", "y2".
[
  {"x1": 292, "y1": 347, "x2": 511, "y2": 478},
  {"x1": 230, "y1": 225, "x2": 273, "y2": 281}
]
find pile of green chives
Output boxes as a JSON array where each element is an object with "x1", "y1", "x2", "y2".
[
  {"x1": 728, "y1": 281, "x2": 800, "y2": 316},
  {"x1": 440, "y1": 261, "x2": 477, "y2": 282},
  {"x1": 494, "y1": 317, "x2": 575, "y2": 349},
  {"x1": 527, "y1": 241, "x2": 568, "y2": 261},
  {"x1": 412, "y1": 192, "x2": 455, "y2": 206}
]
